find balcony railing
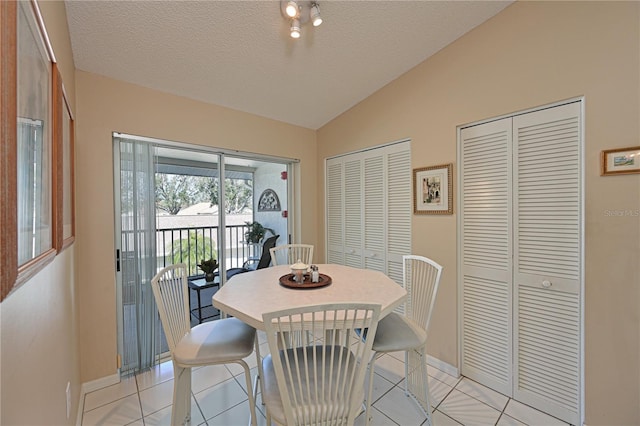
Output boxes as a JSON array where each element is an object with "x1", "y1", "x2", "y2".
[{"x1": 156, "y1": 224, "x2": 256, "y2": 277}]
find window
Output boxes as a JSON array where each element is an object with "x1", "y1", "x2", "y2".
[{"x1": 1, "y1": 0, "x2": 63, "y2": 299}]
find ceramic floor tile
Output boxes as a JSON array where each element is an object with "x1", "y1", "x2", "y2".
[
  {"x1": 438, "y1": 388, "x2": 502, "y2": 426},
  {"x1": 136, "y1": 360, "x2": 175, "y2": 391},
  {"x1": 139, "y1": 379, "x2": 175, "y2": 416},
  {"x1": 455, "y1": 377, "x2": 509, "y2": 411},
  {"x1": 496, "y1": 413, "x2": 527, "y2": 425},
  {"x1": 84, "y1": 375, "x2": 139, "y2": 412},
  {"x1": 363, "y1": 369, "x2": 396, "y2": 405},
  {"x1": 235, "y1": 365, "x2": 261, "y2": 395},
  {"x1": 372, "y1": 354, "x2": 406, "y2": 385},
  {"x1": 195, "y1": 377, "x2": 250, "y2": 420},
  {"x1": 373, "y1": 385, "x2": 430, "y2": 426},
  {"x1": 207, "y1": 399, "x2": 268, "y2": 426},
  {"x1": 504, "y1": 399, "x2": 569, "y2": 425},
  {"x1": 143, "y1": 395, "x2": 205, "y2": 426},
  {"x1": 191, "y1": 363, "x2": 234, "y2": 393},
  {"x1": 125, "y1": 420, "x2": 145, "y2": 426},
  {"x1": 427, "y1": 365, "x2": 461, "y2": 388},
  {"x1": 355, "y1": 406, "x2": 399, "y2": 426},
  {"x1": 81, "y1": 394, "x2": 142, "y2": 426},
  {"x1": 432, "y1": 409, "x2": 463, "y2": 425},
  {"x1": 225, "y1": 352, "x2": 261, "y2": 376},
  {"x1": 429, "y1": 376, "x2": 454, "y2": 408}
]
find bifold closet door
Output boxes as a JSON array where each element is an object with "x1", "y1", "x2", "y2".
[
  {"x1": 325, "y1": 141, "x2": 411, "y2": 283},
  {"x1": 513, "y1": 102, "x2": 581, "y2": 424},
  {"x1": 459, "y1": 101, "x2": 582, "y2": 425},
  {"x1": 459, "y1": 117, "x2": 514, "y2": 396}
]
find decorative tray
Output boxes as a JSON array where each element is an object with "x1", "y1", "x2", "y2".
[{"x1": 279, "y1": 273, "x2": 332, "y2": 289}]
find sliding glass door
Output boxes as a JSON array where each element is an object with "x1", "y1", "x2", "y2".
[{"x1": 114, "y1": 134, "x2": 293, "y2": 374}]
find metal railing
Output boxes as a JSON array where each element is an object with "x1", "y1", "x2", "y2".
[{"x1": 156, "y1": 224, "x2": 256, "y2": 277}]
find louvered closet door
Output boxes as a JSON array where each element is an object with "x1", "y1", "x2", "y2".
[
  {"x1": 460, "y1": 118, "x2": 514, "y2": 395},
  {"x1": 363, "y1": 155, "x2": 385, "y2": 271},
  {"x1": 325, "y1": 141, "x2": 411, "y2": 277},
  {"x1": 344, "y1": 158, "x2": 363, "y2": 268},
  {"x1": 513, "y1": 102, "x2": 581, "y2": 425},
  {"x1": 326, "y1": 159, "x2": 344, "y2": 264},
  {"x1": 386, "y1": 147, "x2": 412, "y2": 286}
]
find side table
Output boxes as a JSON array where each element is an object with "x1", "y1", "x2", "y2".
[{"x1": 187, "y1": 276, "x2": 220, "y2": 324}]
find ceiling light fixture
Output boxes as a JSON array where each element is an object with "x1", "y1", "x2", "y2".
[
  {"x1": 290, "y1": 18, "x2": 301, "y2": 39},
  {"x1": 280, "y1": 0, "x2": 323, "y2": 40},
  {"x1": 310, "y1": 3, "x2": 322, "y2": 27},
  {"x1": 285, "y1": 1, "x2": 299, "y2": 18}
]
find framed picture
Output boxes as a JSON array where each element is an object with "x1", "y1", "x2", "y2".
[
  {"x1": 413, "y1": 163, "x2": 453, "y2": 214},
  {"x1": 601, "y1": 146, "x2": 640, "y2": 176}
]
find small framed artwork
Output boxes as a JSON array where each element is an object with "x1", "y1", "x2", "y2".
[
  {"x1": 413, "y1": 163, "x2": 453, "y2": 215},
  {"x1": 601, "y1": 146, "x2": 640, "y2": 176}
]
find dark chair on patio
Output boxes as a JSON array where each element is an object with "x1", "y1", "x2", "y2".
[{"x1": 226, "y1": 234, "x2": 279, "y2": 279}]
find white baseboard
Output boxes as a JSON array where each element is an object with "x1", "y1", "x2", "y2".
[
  {"x1": 76, "y1": 370, "x2": 121, "y2": 426},
  {"x1": 427, "y1": 355, "x2": 459, "y2": 378}
]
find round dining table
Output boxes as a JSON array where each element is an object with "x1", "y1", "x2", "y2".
[{"x1": 212, "y1": 263, "x2": 407, "y2": 331}]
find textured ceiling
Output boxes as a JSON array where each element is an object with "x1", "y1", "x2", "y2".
[{"x1": 65, "y1": 1, "x2": 512, "y2": 130}]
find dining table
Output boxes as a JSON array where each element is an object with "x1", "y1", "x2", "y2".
[{"x1": 212, "y1": 263, "x2": 407, "y2": 331}]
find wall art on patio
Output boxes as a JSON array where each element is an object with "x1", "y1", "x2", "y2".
[
  {"x1": 413, "y1": 163, "x2": 453, "y2": 214},
  {"x1": 258, "y1": 188, "x2": 281, "y2": 211},
  {"x1": 601, "y1": 146, "x2": 640, "y2": 175}
]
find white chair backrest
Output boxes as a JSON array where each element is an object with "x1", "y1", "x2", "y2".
[
  {"x1": 150, "y1": 263, "x2": 190, "y2": 354},
  {"x1": 269, "y1": 244, "x2": 314, "y2": 266},
  {"x1": 403, "y1": 255, "x2": 443, "y2": 333},
  {"x1": 263, "y1": 303, "x2": 381, "y2": 426}
]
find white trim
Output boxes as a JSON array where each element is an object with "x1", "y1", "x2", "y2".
[
  {"x1": 76, "y1": 371, "x2": 121, "y2": 425},
  {"x1": 427, "y1": 355, "x2": 459, "y2": 378},
  {"x1": 458, "y1": 96, "x2": 584, "y2": 131},
  {"x1": 113, "y1": 132, "x2": 298, "y2": 164},
  {"x1": 325, "y1": 137, "x2": 411, "y2": 161}
]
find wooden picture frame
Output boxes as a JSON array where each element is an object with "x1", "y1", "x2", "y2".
[
  {"x1": 1, "y1": 0, "x2": 18, "y2": 300},
  {"x1": 413, "y1": 163, "x2": 453, "y2": 215},
  {"x1": 601, "y1": 146, "x2": 640, "y2": 176},
  {"x1": 61, "y1": 82, "x2": 75, "y2": 249}
]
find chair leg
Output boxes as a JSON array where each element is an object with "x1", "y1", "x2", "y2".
[
  {"x1": 406, "y1": 345, "x2": 432, "y2": 426},
  {"x1": 172, "y1": 363, "x2": 192, "y2": 426},
  {"x1": 254, "y1": 335, "x2": 265, "y2": 403},
  {"x1": 404, "y1": 350, "x2": 409, "y2": 396},
  {"x1": 237, "y1": 359, "x2": 258, "y2": 426},
  {"x1": 364, "y1": 352, "x2": 380, "y2": 426}
]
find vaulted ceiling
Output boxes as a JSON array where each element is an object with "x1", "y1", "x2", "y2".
[{"x1": 65, "y1": 1, "x2": 512, "y2": 130}]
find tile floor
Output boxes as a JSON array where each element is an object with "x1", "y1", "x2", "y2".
[{"x1": 81, "y1": 332, "x2": 570, "y2": 426}]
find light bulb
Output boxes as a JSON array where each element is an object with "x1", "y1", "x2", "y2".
[
  {"x1": 310, "y1": 3, "x2": 322, "y2": 27},
  {"x1": 290, "y1": 18, "x2": 301, "y2": 39},
  {"x1": 285, "y1": 1, "x2": 299, "y2": 18}
]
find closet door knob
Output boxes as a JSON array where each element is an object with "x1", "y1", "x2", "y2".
[{"x1": 542, "y1": 280, "x2": 552, "y2": 288}]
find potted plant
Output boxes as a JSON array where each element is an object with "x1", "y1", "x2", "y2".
[
  {"x1": 244, "y1": 221, "x2": 275, "y2": 244},
  {"x1": 197, "y1": 257, "x2": 219, "y2": 282}
]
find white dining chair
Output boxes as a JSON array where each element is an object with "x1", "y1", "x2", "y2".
[
  {"x1": 150, "y1": 263, "x2": 260, "y2": 426},
  {"x1": 262, "y1": 303, "x2": 382, "y2": 426},
  {"x1": 365, "y1": 255, "x2": 443, "y2": 426},
  {"x1": 269, "y1": 244, "x2": 314, "y2": 266}
]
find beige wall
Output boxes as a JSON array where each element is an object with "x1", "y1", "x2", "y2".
[
  {"x1": 317, "y1": 1, "x2": 639, "y2": 424},
  {"x1": 1, "y1": 2, "x2": 80, "y2": 425},
  {"x1": 2, "y1": 1, "x2": 638, "y2": 425},
  {"x1": 74, "y1": 71, "x2": 318, "y2": 381}
]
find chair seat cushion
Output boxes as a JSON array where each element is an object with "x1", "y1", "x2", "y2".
[
  {"x1": 173, "y1": 317, "x2": 255, "y2": 366},
  {"x1": 372, "y1": 312, "x2": 427, "y2": 353},
  {"x1": 262, "y1": 345, "x2": 363, "y2": 424}
]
